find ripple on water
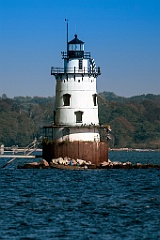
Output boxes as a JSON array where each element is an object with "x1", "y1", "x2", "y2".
[{"x1": 0, "y1": 152, "x2": 160, "y2": 239}]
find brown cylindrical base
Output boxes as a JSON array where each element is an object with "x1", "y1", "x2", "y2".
[{"x1": 42, "y1": 140, "x2": 108, "y2": 166}]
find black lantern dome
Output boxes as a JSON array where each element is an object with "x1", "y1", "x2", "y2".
[{"x1": 68, "y1": 34, "x2": 84, "y2": 58}]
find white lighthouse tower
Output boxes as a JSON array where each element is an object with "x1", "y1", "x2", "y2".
[
  {"x1": 52, "y1": 33, "x2": 101, "y2": 143},
  {"x1": 43, "y1": 27, "x2": 109, "y2": 165}
]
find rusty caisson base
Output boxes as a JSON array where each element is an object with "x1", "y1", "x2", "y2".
[{"x1": 42, "y1": 140, "x2": 108, "y2": 166}]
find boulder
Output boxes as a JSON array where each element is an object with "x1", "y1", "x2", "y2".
[
  {"x1": 123, "y1": 161, "x2": 132, "y2": 166},
  {"x1": 112, "y1": 161, "x2": 122, "y2": 165},
  {"x1": 136, "y1": 163, "x2": 142, "y2": 166},
  {"x1": 51, "y1": 159, "x2": 58, "y2": 164},
  {"x1": 40, "y1": 159, "x2": 49, "y2": 167},
  {"x1": 101, "y1": 161, "x2": 110, "y2": 166},
  {"x1": 77, "y1": 159, "x2": 85, "y2": 165},
  {"x1": 86, "y1": 161, "x2": 92, "y2": 165},
  {"x1": 52, "y1": 157, "x2": 63, "y2": 164},
  {"x1": 64, "y1": 156, "x2": 71, "y2": 165}
]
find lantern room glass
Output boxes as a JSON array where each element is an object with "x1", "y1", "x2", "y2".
[{"x1": 68, "y1": 43, "x2": 84, "y2": 51}]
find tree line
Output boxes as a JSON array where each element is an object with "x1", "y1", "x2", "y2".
[{"x1": 0, "y1": 92, "x2": 160, "y2": 149}]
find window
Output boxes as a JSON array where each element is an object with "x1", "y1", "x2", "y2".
[
  {"x1": 79, "y1": 59, "x2": 82, "y2": 69},
  {"x1": 93, "y1": 94, "x2": 97, "y2": 106},
  {"x1": 63, "y1": 94, "x2": 71, "y2": 106},
  {"x1": 75, "y1": 111, "x2": 83, "y2": 123}
]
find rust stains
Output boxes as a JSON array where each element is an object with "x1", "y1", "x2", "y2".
[{"x1": 42, "y1": 141, "x2": 108, "y2": 166}]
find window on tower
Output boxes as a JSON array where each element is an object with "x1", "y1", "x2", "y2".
[
  {"x1": 63, "y1": 94, "x2": 71, "y2": 106},
  {"x1": 79, "y1": 60, "x2": 83, "y2": 70},
  {"x1": 93, "y1": 94, "x2": 97, "y2": 106},
  {"x1": 75, "y1": 111, "x2": 83, "y2": 123}
]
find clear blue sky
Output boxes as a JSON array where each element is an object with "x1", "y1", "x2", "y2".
[{"x1": 0, "y1": 0, "x2": 160, "y2": 98}]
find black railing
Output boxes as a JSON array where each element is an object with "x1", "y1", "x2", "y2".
[
  {"x1": 61, "y1": 51, "x2": 91, "y2": 59},
  {"x1": 51, "y1": 66, "x2": 101, "y2": 76}
]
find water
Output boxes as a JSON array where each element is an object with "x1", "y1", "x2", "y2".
[{"x1": 0, "y1": 151, "x2": 160, "y2": 240}]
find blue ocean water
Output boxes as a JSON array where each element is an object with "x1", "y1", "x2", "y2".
[{"x1": 0, "y1": 151, "x2": 160, "y2": 240}]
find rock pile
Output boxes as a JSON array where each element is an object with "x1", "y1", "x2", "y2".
[
  {"x1": 51, "y1": 157, "x2": 92, "y2": 167},
  {"x1": 100, "y1": 160, "x2": 160, "y2": 169},
  {"x1": 17, "y1": 158, "x2": 160, "y2": 169},
  {"x1": 17, "y1": 157, "x2": 94, "y2": 169},
  {"x1": 100, "y1": 159, "x2": 132, "y2": 168}
]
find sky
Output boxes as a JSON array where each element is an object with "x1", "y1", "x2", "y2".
[{"x1": 0, "y1": 0, "x2": 160, "y2": 98}]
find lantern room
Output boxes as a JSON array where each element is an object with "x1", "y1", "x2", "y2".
[{"x1": 68, "y1": 34, "x2": 84, "y2": 58}]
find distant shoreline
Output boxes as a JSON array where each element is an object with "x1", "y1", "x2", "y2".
[{"x1": 109, "y1": 148, "x2": 160, "y2": 152}]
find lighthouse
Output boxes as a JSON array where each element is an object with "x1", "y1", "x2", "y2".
[
  {"x1": 52, "y1": 33, "x2": 100, "y2": 142},
  {"x1": 43, "y1": 29, "x2": 109, "y2": 165}
]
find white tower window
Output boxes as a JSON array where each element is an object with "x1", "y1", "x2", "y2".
[
  {"x1": 75, "y1": 111, "x2": 83, "y2": 123},
  {"x1": 63, "y1": 94, "x2": 71, "y2": 106},
  {"x1": 93, "y1": 94, "x2": 97, "y2": 106}
]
